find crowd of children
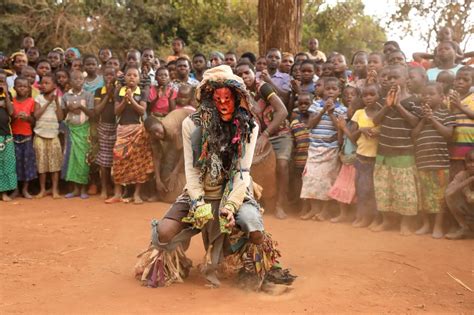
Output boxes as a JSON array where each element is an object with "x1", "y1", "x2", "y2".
[{"x1": 0, "y1": 28, "x2": 473, "y2": 240}]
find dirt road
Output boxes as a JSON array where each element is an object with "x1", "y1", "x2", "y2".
[{"x1": 1, "y1": 198, "x2": 472, "y2": 314}]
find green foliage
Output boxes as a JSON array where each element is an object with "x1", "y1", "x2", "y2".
[
  {"x1": 388, "y1": 0, "x2": 473, "y2": 51},
  {"x1": 0, "y1": 0, "x2": 258, "y2": 59},
  {"x1": 0, "y1": 0, "x2": 386, "y2": 62},
  {"x1": 302, "y1": 0, "x2": 387, "y2": 57}
]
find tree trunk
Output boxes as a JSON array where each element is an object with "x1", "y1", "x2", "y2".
[{"x1": 258, "y1": 0, "x2": 303, "y2": 56}]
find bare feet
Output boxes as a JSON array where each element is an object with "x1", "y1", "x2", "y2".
[
  {"x1": 2, "y1": 193, "x2": 12, "y2": 202},
  {"x1": 100, "y1": 191, "x2": 108, "y2": 199},
  {"x1": 368, "y1": 219, "x2": 379, "y2": 230},
  {"x1": 133, "y1": 195, "x2": 144, "y2": 205},
  {"x1": 297, "y1": 202, "x2": 311, "y2": 217},
  {"x1": 275, "y1": 206, "x2": 288, "y2": 220},
  {"x1": 400, "y1": 224, "x2": 412, "y2": 236},
  {"x1": 52, "y1": 192, "x2": 62, "y2": 199},
  {"x1": 87, "y1": 184, "x2": 98, "y2": 195},
  {"x1": 415, "y1": 223, "x2": 430, "y2": 235},
  {"x1": 313, "y1": 210, "x2": 330, "y2": 221},
  {"x1": 105, "y1": 196, "x2": 122, "y2": 204},
  {"x1": 330, "y1": 213, "x2": 350, "y2": 223},
  {"x1": 400, "y1": 216, "x2": 412, "y2": 236},
  {"x1": 432, "y1": 229, "x2": 444, "y2": 239},
  {"x1": 300, "y1": 208, "x2": 319, "y2": 220},
  {"x1": 10, "y1": 189, "x2": 19, "y2": 199},
  {"x1": 35, "y1": 190, "x2": 46, "y2": 199},
  {"x1": 147, "y1": 195, "x2": 159, "y2": 202},
  {"x1": 445, "y1": 227, "x2": 469, "y2": 240},
  {"x1": 371, "y1": 220, "x2": 393, "y2": 232},
  {"x1": 22, "y1": 188, "x2": 33, "y2": 199},
  {"x1": 352, "y1": 217, "x2": 372, "y2": 228}
]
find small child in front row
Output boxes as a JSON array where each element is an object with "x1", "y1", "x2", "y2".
[
  {"x1": 412, "y1": 82, "x2": 455, "y2": 238},
  {"x1": 327, "y1": 98, "x2": 359, "y2": 222},
  {"x1": 11, "y1": 76, "x2": 37, "y2": 199},
  {"x1": 33, "y1": 73, "x2": 63, "y2": 198},
  {"x1": 300, "y1": 77, "x2": 347, "y2": 221},
  {"x1": 94, "y1": 66, "x2": 117, "y2": 199},
  {"x1": 351, "y1": 84, "x2": 381, "y2": 228},
  {"x1": 289, "y1": 92, "x2": 311, "y2": 218},
  {"x1": 372, "y1": 65, "x2": 420, "y2": 235},
  {"x1": 62, "y1": 70, "x2": 95, "y2": 199}
]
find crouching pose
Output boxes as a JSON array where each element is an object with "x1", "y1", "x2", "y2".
[{"x1": 134, "y1": 65, "x2": 295, "y2": 291}]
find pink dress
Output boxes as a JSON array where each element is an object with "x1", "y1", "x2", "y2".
[{"x1": 149, "y1": 85, "x2": 177, "y2": 115}]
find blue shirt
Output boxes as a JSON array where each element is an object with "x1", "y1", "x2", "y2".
[
  {"x1": 427, "y1": 64, "x2": 463, "y2": 81},
  {"x1": 308, "y1": 99, "x2": 347, "y2": 149},
  {"x1": 256, "y1": 70, "x2": 291, "y2": 93}
]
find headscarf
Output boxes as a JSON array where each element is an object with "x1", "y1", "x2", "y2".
[
  {"x1": 66, "y1": 47, "x2": 81, "y2": 58},
  {"x1": 210, "y1": 51, "x2": 224, "y2": 61}
]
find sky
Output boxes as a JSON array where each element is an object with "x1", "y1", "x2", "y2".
[{"x1": 327, "y1": 0, "x2": 474, "y2": 60}]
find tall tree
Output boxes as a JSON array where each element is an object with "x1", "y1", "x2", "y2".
[
  {"x1": 389, "y1": 0, "x2": 473, "y2": 51},
  {"x1": 258, "y1": 0, "x2": 303, "y2": 56}
]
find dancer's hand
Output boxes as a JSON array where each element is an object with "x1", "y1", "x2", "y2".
[{"x1": 220, "y1": 207, "x2": 235, "y2": 228}]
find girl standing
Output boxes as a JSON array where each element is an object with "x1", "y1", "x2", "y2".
[
  {"x1": 372, "y1": 65, "x2": 420, "y2": 235},
  {"x1": 412, "y1": 82, "x2": 455, "y2": 238},
  {"x1": 108, "y1": 67, "x2": 154, "y2": 204},
  {"x1": 61, "y1": 70, "x2": 95, "y2": 199},
  {"x1": 327, "y1": 98, "x2": 360, "y2": 222},
  {"x1": 11, "y1": 77, "x2": 37, "y2": 199},
  {"x1": 300, "y1": 77, "x2": 347, "y2": 221},
  {"x1": 94, "y1": 67, "x2": 117, "y2": 199},
  {"x1": 33, "y1": 73, "x2": 63, "y2": 198},
  {"x1": 351, "y1": 84, "x2": 381, "y2": 227}
]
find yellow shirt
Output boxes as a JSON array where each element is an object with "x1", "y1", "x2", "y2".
[
  {"x1": 351, "y1": 109, "x2": 379, "y2": 157},
  {"x1": 450, "y1": 93, "x2": 474, "y2": 160}
]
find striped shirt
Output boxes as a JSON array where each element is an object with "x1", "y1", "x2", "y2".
[
  {"x1": 377, "y1": 96, "x2": 419, "y2": 156},
  {"x1": 413, "y1": 107, "x2": 455, "y2": 170},
  {"x1": 450, "y1": 93, "x2": 474, "y2": 160},
  {"x1": 290, "y1": 115, "x2": 310, "y2": 168},
  {"x1": 308, "y1": 99, "x2": 347, "y2": 149}
]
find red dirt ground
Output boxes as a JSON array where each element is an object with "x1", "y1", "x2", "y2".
[{"x1": 1, "y1": 197, "x2": 473, "y2": 314}]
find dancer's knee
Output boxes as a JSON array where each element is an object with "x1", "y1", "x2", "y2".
[{"x1": 158, "y1": 219, "x2": 183, "y2": 244}]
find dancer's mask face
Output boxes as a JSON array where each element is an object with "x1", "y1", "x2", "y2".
[{"x1": 213, "y1": 87, "x2": 235, "y2": 121}]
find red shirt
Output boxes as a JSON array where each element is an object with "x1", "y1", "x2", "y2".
[{"x1": 12, "y1": 97, "x2": 35, "y2": 136}]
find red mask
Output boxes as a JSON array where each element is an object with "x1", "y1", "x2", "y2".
[{"x1": 213, "y1": 87, "x2": 235, "y2": 121}]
